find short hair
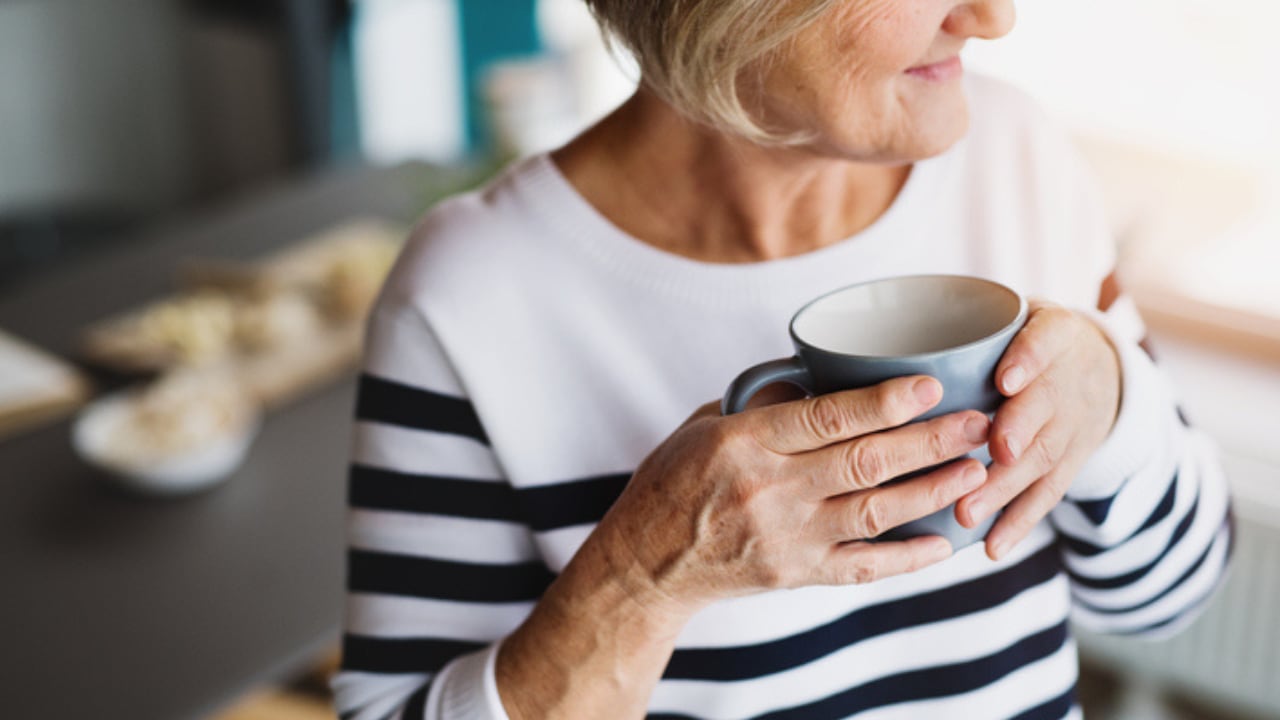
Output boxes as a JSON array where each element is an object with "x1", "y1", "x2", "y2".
[{"x1": 583, "y1": 0, "x2": 838, "y2": 144}]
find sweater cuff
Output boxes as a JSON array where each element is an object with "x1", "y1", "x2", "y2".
[
  {"x1": 426, "y1": 641, "x2": 512, "y2": 720},
  {"x1": 1066, "y1": 309, "x2": 1174, "y2": 500}
]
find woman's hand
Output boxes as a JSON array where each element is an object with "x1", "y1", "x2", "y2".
[
  {"x1": 591, "y1": 375, "x2": 992, "y2": 616},
  {"x1": 956, "y1": 301, "x2": 1122, "y2": 561},
  {"x1": 500, "y1": 378, "x2": 990, "y2": 719}
]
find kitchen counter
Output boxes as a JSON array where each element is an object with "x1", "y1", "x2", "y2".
[{"x1": 0, "y1": 161, "x2": 463, "y2": 720}]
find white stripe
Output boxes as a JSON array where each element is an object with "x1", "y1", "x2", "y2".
[
  {"x1": 1071, "y1": 524, "x2": 1231, "y2": 633},
  {"x1": 649, "y1": 527, "x2": 1058, "y2": 650},
  {"x1": 533, "y1": 524, "x2": 595, "y2": 573},
  {"x1": 345, "y1": 593, "x2": 532, "y2": 640},
  {"x1": 1061, "y1": 443, "x2": 1199, "y2": 577},
  {"x1": 348, "y1": 509, "x2": 538, "y2": 564},
  {"x1": 352, "y1": 421, "x2": 504, "y2": 479},
  {"x1": 332, "y1": 670, "x2": 428, "y2": 720},
  {"x1": 648, "y1": 572, "x2": 1070, "y2": 718},
  {"x1": 364, "y1": 308, "x2": 466, "y2": 396},
  {"x1": 858, "y1": 637, "x2": 1078, "y2": 720},
  {"x1": 1069, "y1": 464, "x2": 1228, "y2": 610},
  {"x1": 1052, "y1": 410, "x2": 1181, "y2": 542}
]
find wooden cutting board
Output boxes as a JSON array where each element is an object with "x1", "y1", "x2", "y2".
[{"x1": 78, "y1": 217, "x2": 403, "y2": 409}]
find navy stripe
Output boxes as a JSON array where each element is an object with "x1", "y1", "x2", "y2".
[
  {"x1": 1059, "y1": 472, "x2": 1179, "y2": 557},
  {"x1": 649, "y1": 622, "x2": 1068, "y2": 720},
  {"x1": 348, "y1": 463, "x2": 628, "y2": 531},
  {"x1": 1114, "y1": 577, "x2": 1223, "y2": 637},
  {"x1": 661, "y1": 542, "x2": 1061, "y2": 682},
  {"x1": 347, "y1": 549, "x2": 554, "y2": 603},
  {"x1": 349, "y1": 463, "x2": 520, "y2": 522},
  {"x1": 755, "y1": 622, "x2": 1069, "y2": 720},
  {"x1": 656, "y1": 621, "x2": 1067, "y2": 720},
  {"x1": 1008, "y1": 689, "x2": 1076, "y2": 720},
  {"x1": 341, "y1": 634, "x2": 485, "y2": 674},
  {"x1": 401, "y1": 682, "x2": 430, "y2": 719},
  {"x1": 356, "y1": 374, "x2": 489, "y2": 444},
  {"x1": 1074, "y1": 495, "x2": 1115, "y2": 525},
  {"x1": 1067, "y1": 484, "x2": 1198, "y2": 591},
  {"x1": 1076, "y1": 516, "x2": 1228, "y2": 615},
  {"x1": 515, "y1": 473, "x2": 630, "y2": 531}
]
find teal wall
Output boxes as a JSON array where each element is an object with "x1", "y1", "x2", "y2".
[{"x1": 458, "y1": 0, "x2": 543, "y2": 154}]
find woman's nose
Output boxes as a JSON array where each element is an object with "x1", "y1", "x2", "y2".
[{"x1": 943, "y1": 0, "x2": 1017, "y2": 40}]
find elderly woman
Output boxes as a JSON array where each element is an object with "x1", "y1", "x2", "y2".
[{"x1": 333, "y1": 1, "x2": 1232, "y2": 718}]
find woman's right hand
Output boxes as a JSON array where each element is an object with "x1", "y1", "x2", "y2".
[{"x1": 594, "y1": 375, "x2": 992, "y2": 616}]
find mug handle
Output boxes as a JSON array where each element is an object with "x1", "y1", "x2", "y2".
[{"x1": 721, "y1": 357, "x2": 816, "y2": 415}]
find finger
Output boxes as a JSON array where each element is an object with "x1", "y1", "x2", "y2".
[
  {"x1": 752, "y1": 375, "x2": 943, "y2": 454},
  {"x1": 987, "y1": 377, "x2": 1056, "y2": 466},
  {"x1": 814, "y1": 535, "x2": 954, "y2": 586},
  {"x1": 817, "y1": 459, "x2": 987, "y2": 541},
  {"x1": 799, "y1": 410, "x2": 990, "y2": 495},
  {"x1": 982, "y1": 460, "x2": 1078, "y2": 561},
  {"x1": 996, "y1": 303, "x2": 1080, "y2": 397},
  {"x1": 955, "y1": 423, "x2": 1069, "y2": 528}
]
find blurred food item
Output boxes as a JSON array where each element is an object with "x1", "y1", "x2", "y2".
[
  {"x1": 73, "y1": 368, "x2": 260, "y2": 495},
  {"x1": 238, "y1": 320, "x2": 364, "y2": 411},
  {"x1": 182, "y1": 218, "x2": 403, "y2": 301},
  {"x1": 319, "y1": 237, "x2": 399, "y2": 321},
  {"x1": 234, "y1": 291, "x2": 323, "y2": 352},
  {"x1": 85, "y1": 291, "x2": 239, "y2": 371},
  {"x1": 139, "y1": 291, "x2": 238, "y2": 364},
  {"x1": 81, "y1": 218, "x2": 403, "y2": 414},
  {"x1": 105, "y1": 369, "x2": 252, "y2": 461}
]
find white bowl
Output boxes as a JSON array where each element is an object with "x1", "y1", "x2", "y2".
[{"x1": 72, "y1": 391, "x2": 260, "y2": 496}]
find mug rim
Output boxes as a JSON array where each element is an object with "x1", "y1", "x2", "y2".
[{"x1": 788, "y1": 274, "x2": 1028, "y2": 362}]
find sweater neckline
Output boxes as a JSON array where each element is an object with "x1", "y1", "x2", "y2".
[{"x1": 511, "y1": 149, "x2": 950, "y2": 308}]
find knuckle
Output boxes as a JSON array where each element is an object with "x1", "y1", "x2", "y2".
[
  {"x1": 877, "y1": 383, "x2": 910, "y2": 426},
  {"x1": 846, "y1": 441, "x2": 885, "y2": 488},
  {"x1": 1028, "y1": 436, "x2": 1058, "y2": 470},
  {"x1": 803, "y1": 395, "x2": 848, "y2": 442},
  {"x1": 708, "y1": 418, "x2": 752, "y2": 457},
  {"x1": 726, "y1": 476, "x2": 761, "y2": 513},
  {"x1": 858, "y1": 495, "x2": 888, "y2": 537},
  {"x1": 929, "y1": 467, "x2": 960, "y2": 507},
  {"x1": 848, "y1": 558, "x2": 880, "y2": 585},
  {"x1": 928, "y1": 421, "x2": 958, "y2": 459}
]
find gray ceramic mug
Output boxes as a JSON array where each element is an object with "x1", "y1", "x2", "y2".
[{"x1": 722, "y1": 274, "x2": 1028, "y2": 550}]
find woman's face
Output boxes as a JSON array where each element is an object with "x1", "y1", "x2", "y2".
[{"x1": 749, "y1": 0, "x2": 1016, "y2": 162}]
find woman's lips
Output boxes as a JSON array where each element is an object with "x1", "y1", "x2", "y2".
[{"x1": 905, "y1": 56, "x2": 963, "y2": 82}]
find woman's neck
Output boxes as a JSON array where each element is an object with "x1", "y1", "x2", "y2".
[{"x1": 552, "y1": 88, "x2": 911, "y2": 264}]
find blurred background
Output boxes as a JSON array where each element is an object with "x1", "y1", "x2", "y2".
[{"x1": 0, "y1": 1, "x2": 1277, "y2": 719}]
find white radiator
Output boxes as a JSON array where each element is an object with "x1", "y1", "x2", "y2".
[{"x1": 1077, "y1": 450, "x2": 1280, "y2": 718}]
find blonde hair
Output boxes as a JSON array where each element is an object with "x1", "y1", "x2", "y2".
[{"x1": 584, "y1": 0, "x2": 839, "y2": 144}]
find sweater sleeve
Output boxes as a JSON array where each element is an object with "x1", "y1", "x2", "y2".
[
  {"x1": 1048, "y1": 279, "x2": 1234, "y2": 640},
  {"x1": 331, "y1": 305, "x2": 534, "y2": 720}
]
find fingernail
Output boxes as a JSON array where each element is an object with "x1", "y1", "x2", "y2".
[
  {"x1": 914, "y1": 378, "x2": 940, "y2": 405},
  {"x1": 1002, "y1": 366, "x2": 1026, "y2": 394},
  {"x1": 959, "y1": 463, "x2": 985, "y2": 490},
  {"x1": 964, "y1": 415, "x2": 989, "y2": 444},
  {"x1": 967, "y1": 498, "x2": 989, "y2": 525},
  {"x1": 930, "y1": 538, "x2": 955, "y2": 561},
  {"x1": 990, "y1": 537, "x2": 1009, "y2": 560},
  {"x1": 1005, "y1": 432, "x2": 1022, "y2": 461}
]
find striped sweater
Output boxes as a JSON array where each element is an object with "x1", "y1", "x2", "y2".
[{"x1": 332, "y1": 75, "x2": 1232, "y2": 720}]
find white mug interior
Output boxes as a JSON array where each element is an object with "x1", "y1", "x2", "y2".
[{"x1": 792, "y1": 275, "x2": 1023, "y2": 357}]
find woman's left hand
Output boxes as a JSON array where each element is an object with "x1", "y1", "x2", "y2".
[{"x1": 956, "y1": 300, "x2": 1122, "y2": 561}]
